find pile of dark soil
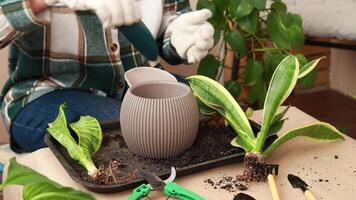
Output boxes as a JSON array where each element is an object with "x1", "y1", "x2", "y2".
[
  {"x1": 81, "y1": 119, "x2": 243, "y2": 185},
  {"x1": 204, "y1": 177, "x2": 249, "y2": 193}
]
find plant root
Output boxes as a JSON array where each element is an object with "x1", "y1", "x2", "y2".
[
  {"x1": 237, "y1": 153, "x2": 268, "y2": 183},
  {"x1": 95, "y1": 159, "x2": 137, "y2": 185}
]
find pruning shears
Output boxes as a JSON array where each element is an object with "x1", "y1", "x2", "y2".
[{"x1": 128, "y1": 167, "x2": 204, "y2": 200}]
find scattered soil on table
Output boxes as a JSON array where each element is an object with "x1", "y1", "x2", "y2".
[
  {"x1": 81, "y1": 118, "x2": 243, "y2": 185},
  {"x1": 204, "y1": 177, "x2": 249, "y2": 192}
]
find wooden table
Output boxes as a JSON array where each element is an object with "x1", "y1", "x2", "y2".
[{"x1": 3, "y1": 107, "x2": 356, "y2": 199}]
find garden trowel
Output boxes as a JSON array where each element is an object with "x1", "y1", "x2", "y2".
[
  {"x1": 267, "y1": 165, "x2": 280, "y2": 200},
  {"x1": 234, "y1": 193, "x2": 256, "y2": 200},
  {"x1": 118, "y1": 21, "x2": 159, "y2": 61},
  {"x1": 288, "y1": 174, "x2": 318, "y2": 200}
]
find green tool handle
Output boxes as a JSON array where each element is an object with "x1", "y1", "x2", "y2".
[
  {"x1": 164, "y1": 182, "x2": 204, "y2": 200},
  {"x1": 128, "y1": 184, "x2": 151, "y2": 200}
]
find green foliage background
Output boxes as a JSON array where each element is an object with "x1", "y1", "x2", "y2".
[{"x1": 196, "y1": 0, "x2": 316, "y2": 108}]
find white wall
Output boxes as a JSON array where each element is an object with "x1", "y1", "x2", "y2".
[{"x1": 330, "y1": 49, "x2": 356, "y2": 97}]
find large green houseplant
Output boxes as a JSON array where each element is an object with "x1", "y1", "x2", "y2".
[
  {"x1": 188, "y1": 55, "x2": 344, "y2": 181},
  {"x1": 196, "y1": 0, "x2": 315, "y2": 108}
]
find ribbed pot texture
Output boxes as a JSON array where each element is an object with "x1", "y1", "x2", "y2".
[{"x1": 120, "y1": 81, "x2": 200, "y2": 159}]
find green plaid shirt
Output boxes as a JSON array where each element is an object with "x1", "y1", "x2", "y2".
[{"x1": 0, "y1": 0, "x2": 191, "y2": 131}]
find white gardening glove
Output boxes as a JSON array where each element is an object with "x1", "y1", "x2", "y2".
[
  {"x1": 59, "y1": 0, "x2": 141, "y2": 28},
  {"x1": 166, "y1": 9, "x2": 215, "y2": 64},
  {"x1": 57, "y1": 0, "x2": 93, "y2": 10},
  {"x1": 44, "y1": 0, "x2": 59, "y2": 6}
]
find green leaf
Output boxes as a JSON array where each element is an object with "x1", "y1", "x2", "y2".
[
  {"x1": 298, "y1": 68, "x2": 317, "y2": 88},
  {"x1": 271, "y1": 105, "x2": 290, "y2": 125},
  {"x1": 285, "y1": 13, "x2": 303, "y2": 28},
  {"x1": 294, "y1": 54, "x2": 308, "y2": 66},
  {"x1": 197, "y1": 55, "x2": 221, "y2": 79},
  {"x1": 197, "y1": 0, "x2": 215, "y2": 12},
  {"x1": 298, "y1": 57, "x2": 324, "y2": 88},
  {"x1": 230, "y1": 0, "x2": 254, "y2": 19},
  {"x1": 213, "y1": 30, "x2": 222, "y2": 43},
  {"x1": 238, "y1": 9, "x2": 258, "y2": 34},
  {"x1": 197, "y1": 0, "x2": 225, "y2": 29},
  {"x1": 254, "y1": 55, "x2": 300, "y2": 152},
  {"x1": 298, "y1": 57, "x2": 324, "y2": 79},
  {"x1": 257, "y1": 86, "x2": 267, "y2": 109},
  {"x1": 1, "y1": 158, "x2": 57, "y2": 189},
  {"x1": 270, "y1": 1, "x2": 287, "y2": 14},
  {"x1": 244, "y1": 59, "x2": 264, "y2": 86},
  {"x1": 262, "y1": 122, "x2": 345, "y2": 157},
  {"x1": 215, "y1": 0, "x2": 230, "y2": 12},
  {"x1": 231, "y1": 136, "x2": 252, "y2": 151},
  {"x1": 249, "y1": 0, "x2": 266, "y2": 10},
  {"x1": 2, "y1": 158, "x2": 94, "y2": 200},
  {"x1": 70, "y1": 116, "x2": 103, "y2": 156},
  {"x1": 268, "y1": 3, "x2": 305, "y2": 49},
  {"x1": 224, "y1": 81, "x2": 241, "y2": 99},
  {"x1": 267, "y1": 119, "x2": 285, "y2": 137},
  {"x1": 267, "y1": 11, "x2": 291, "y2": 49},
  {"x1": 197, "y1": 98, "x2": 216, "y2": 115},
  {"x1": 264, "y1": 52, "x2": 287, "y2": 82},
  {"x1": 187, "y1": 75, "x2": 256, "y2": 150},
  {"x1": 47, "y1": 104, "x2": 98, "y2": 176},
  {"x1": 247, "y1": 78, "x2": 266, "y2": 105},
  {"x1": 23, "y1": 183, "x2": 95, "y2": 200},
  {"x1": 245, "y1": 107, "x2": 254, "y2": 118},
  {"x1": 287, "y1": 25, "x2": 305, "y2": 49},
  {"x1": 226, "y1": 30, "x2": 246, "y2": 56}
]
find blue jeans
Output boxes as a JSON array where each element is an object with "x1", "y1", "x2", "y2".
[
  {"x1": 11, "y1": 90, "x2": 122, "y2": 153},
  {"x1": 10, "y1": 74, "x2": 188, "y2": 153}
]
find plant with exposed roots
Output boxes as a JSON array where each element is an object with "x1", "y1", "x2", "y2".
[{"x1": 188, "y1": 55, "x2": 345, "y2": 182}]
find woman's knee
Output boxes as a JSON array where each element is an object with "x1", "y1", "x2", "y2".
[{"x1": 11, "y1": 123, "x2": 47, "y2": 152}]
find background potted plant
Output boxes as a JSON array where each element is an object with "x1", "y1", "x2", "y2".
[{"x1": 196, "y1": 0, "x2": 315, "y2": 108}]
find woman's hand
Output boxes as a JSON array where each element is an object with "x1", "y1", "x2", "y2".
[
  {"x1": 166, "y1": 9, "x2": 215, "y2": 64},
  {"x1": 59, "y1": 0, "x2": 141, "y2": 28}
]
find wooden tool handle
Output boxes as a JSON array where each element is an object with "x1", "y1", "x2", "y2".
[
  {"x1": 304, "y1": 190, "x2": 317, "y2": 200},
  {"x1": 267, "y1": 174, "x2": 280, "y2": 200}
]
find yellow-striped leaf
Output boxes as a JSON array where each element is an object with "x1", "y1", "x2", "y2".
[
  {"x1": 262, "y1": 122, "x2": 345, "y2": 157},
  {"x1": 255, "y1": 55, "x2": 299, "y2": 152},
  {"x1": 187, "y1": 75, "x2": 256, "y2": 151},
  {"x1": 298, "y1": 57, "x2": 324, "y2": 79}
]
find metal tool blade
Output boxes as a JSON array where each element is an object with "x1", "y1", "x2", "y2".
[
  {"x1": 287, "y1": 174, "x2": 309, "y2": 190},
  {"x1": 164, "y1": 167, "x2": 176, "y2": 183},
  {"x1": 141, "y1": 167, "x2": 177, "y2": 191},
  {"x1": 118, "y1": 21, "x2": 159, "y2": 61},
  {"x1": 141, "y1": 171, "x2": 165, "y2": 191}
]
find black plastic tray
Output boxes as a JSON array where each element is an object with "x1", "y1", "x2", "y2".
[{"x1": 45, "y1": 119, "x2": 272, "y2": 194}]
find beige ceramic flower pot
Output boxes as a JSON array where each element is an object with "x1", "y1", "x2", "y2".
[{"x1": 120, "y1": 80, "x2": 200, "y2": 159}]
